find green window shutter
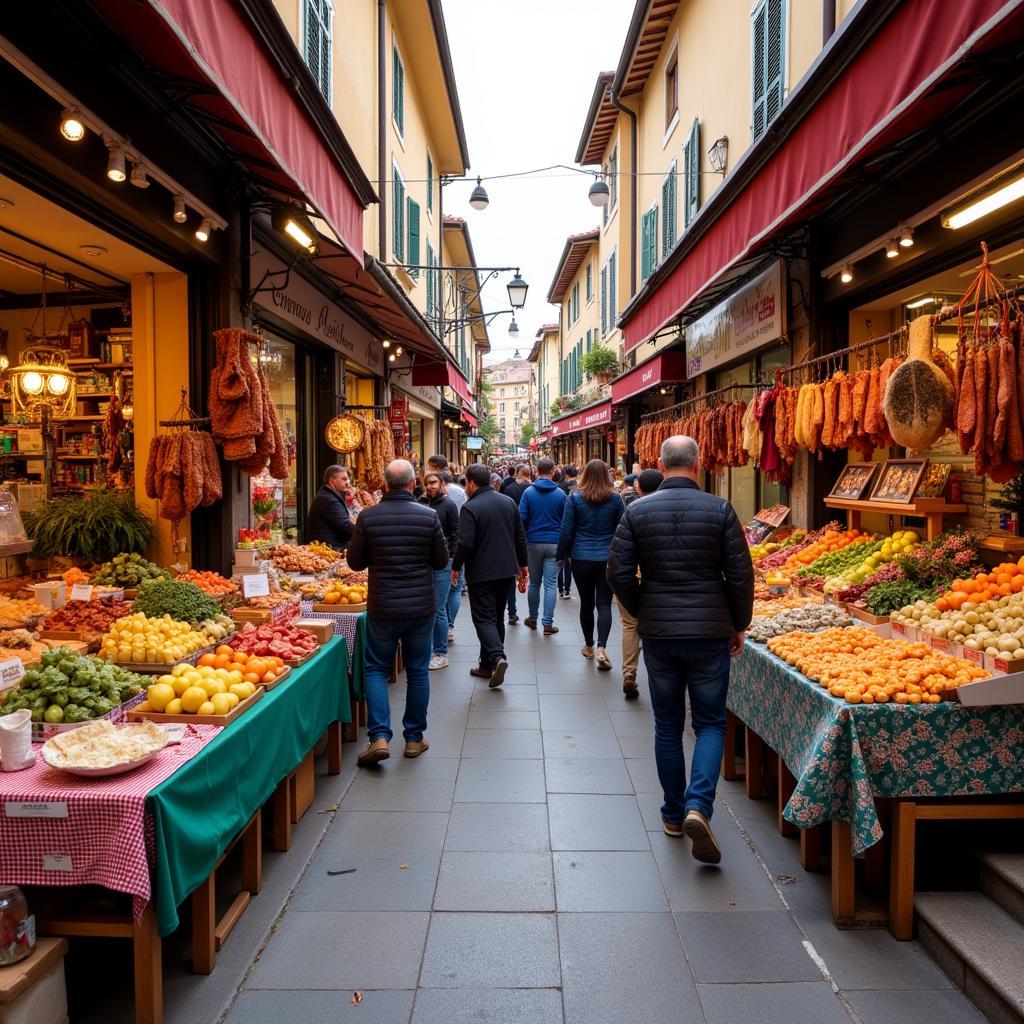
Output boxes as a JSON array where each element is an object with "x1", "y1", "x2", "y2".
[
  {"x1": 609, "y1": 253, "x2": 617, "y2": 324},
  {"x1": 394, "y1": 48, "x2": 405, "y2": 134},
  {"x1": 752, "y1": 0, "x2": 784, "y2": 139},
  {"x1": 586, "y1": 264, "x2": 592, "y2": 301},
  {"x1": 576, "y1": 339, "x2": 583, "y2": 388},
  {"x1": 392, "y1": 172, "x2": 405, "y2": 261},
  {"x1": 600, "y1": 265, "x2": 608, "y2": 335},
  {"x1": 407, "y1": 198, "x2": 420, "y2": 275},
  {"x1": 586, "y1": 328, "x2": 592, "y2": 353},
  {"x1": 426, "y1": 154, "x2": 433, "y2": 213},
  {"x1": 662, "y1": 164, "x2": 676, "y2": 253},
  {"x1": 684, "y1": 120, "x2": 701, "y2": 226},
  {"x1": 641, "y1": 213, "x2": 650, "y2": 281}
]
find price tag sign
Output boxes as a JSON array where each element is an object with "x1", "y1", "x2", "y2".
[
  {"x1": 0, "y1": 657, "x2": 25, "y2": 691},
  {"x1": 5, "y1": 801, "x2": 68, "y2": 819},
  {"x1": 43, "y1": 854, "x2": 73, "y2": 872},
  {"x1": 70, "y1": 583, "x2": 94, "y2": 601},
  {"x1": 242, "y1": 573, "x2": 270, "y2": 599}
]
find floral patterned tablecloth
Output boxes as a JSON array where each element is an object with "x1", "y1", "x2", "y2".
[{"x1": 730, "y1": 643, "x2": 1024, "y2": 855}]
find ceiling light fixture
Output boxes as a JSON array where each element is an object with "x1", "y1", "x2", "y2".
[
  {"x1": 0, "y1": 198, "x2": 13, "y2": 209},
  {"x1": 906, "y1": 295, "x2": 938, "y2": 309},
  {"x1": 899, "y1": 226, "x2": 914, "y2": 248},
  {"x1": 195, "y1": 218, "x2": 211, "y2": 243},
  {"x1": 840, "y1": 264, "x2": 854, "y2": 284},
  {"x1": 106, "y1": 144, "x2": 126, "y2": 183},
  {"x1": 271, "y1": 204, "x2": 319, "y2": 256},
  {"x1": 79, "y1": 244, "x2": 107, "y2": 257},
  {"x1": 172, "y1": 195, "x2": 187, "y2": 224},
  {"x1": 129, "y1": 162, "x2": 149, "y2": 189},
  {"x1": 60, "y1": 108, "x2": 85, "y2": 142},
  {"x1": 885, "y1": 238, "x2": 899, "y2": 258},
  {"x1": 943, "y1": 170, "x2": 1024, "y2": 230}
]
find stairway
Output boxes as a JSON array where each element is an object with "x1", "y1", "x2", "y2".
[{"x1": 916, "y1": 851, "x2": 1024, "y2": 1024}]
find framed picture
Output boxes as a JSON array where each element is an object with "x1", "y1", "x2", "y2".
[
  {"x1": 829, "y1": 463, "x2": 878, "y2": 501},
  {"x1": 870, "y1": 458, "x2": 929, "y2": 504},
  {"x1": 916, "y1": 462, "x2": 952, "y2": 499}
]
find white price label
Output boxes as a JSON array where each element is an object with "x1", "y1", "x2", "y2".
[
  {"x1": 70, "y1": 583, "x2": 94, "y2": 601},
  {"x1": 0, "y1": 657, "x2": 25, "y2": 691},
  {"x1": 5, "y1": 801, "x2": 68, "y2": 819},
  {"x1": 242, "y1": 573, "x2": 270, "y2": 599},
  {"x1": 43, "y1": 854, "x2": 73, "y2": 872}
]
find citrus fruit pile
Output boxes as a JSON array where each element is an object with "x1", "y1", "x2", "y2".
[
  {"x1": 319, "y1": 580, "x2": 368, "y2": 606},
  {"x1": 767, "y1": 626, "x2": 988, "y2": 703},
  {"x1": 934, "y1": 559, "x2": 1024, "y2": 612}
]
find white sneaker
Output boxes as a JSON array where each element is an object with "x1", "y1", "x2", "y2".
[
  {"x1": 428, "y1": 654, "x2": 449, "y2": 670},
  {"x1": 448, "y1": 629, "x2": 455, "y2": 642}
]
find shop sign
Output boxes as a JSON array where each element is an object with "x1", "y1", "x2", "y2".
[
  {"x1": 685, "y1": 262, "x2": 784, "y2": 378},
  {"x1": 550, "y1": 400, "x2": 613, "y2": 437},
  {"x1": 250, "y1": 251, "x2": 385, "y2": 374},
  {"x1": 611, "y1": 351, "x2": 687, "y2": 404},
  {"x1": 388, "y1": 396, "x2": 408, "y2": 424},
  {"x1": 606, "y1": 427, "x2": 617, "y2": 444}
]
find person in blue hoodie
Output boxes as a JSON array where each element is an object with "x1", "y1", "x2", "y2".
[{"x1": 518, "y1": 457, "x2": 567, "y2": 634}]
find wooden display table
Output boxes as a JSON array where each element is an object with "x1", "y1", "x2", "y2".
[{"x1": 824, "y1": 497, "x2": 967, "y2": 541}]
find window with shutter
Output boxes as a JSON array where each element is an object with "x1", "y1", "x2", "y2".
[
  {"x1": 407, "y1": 199, "x2": 420, "y2": 277},
  {"x1": 303, "y1": 0, "x2": 333, "y2": 102},
  {"x1": 641, "y1": 208, "x2": 658, "y2": 281},
  {"x1": 426, "y1": 154, "x2": 433, "y2": 214},
  {"x1": 603, "y1": 146, "x2": 618, "y2": 225},
  {"x1": 392, "y1": 163, "x2": 405, "y2": 262},
  {"x1": 609, "y1": 251, "x2": 617, "y2": 325},
  {"x1": 585, "y1": 264, "x2": 592, "y2": 302},
  {"x1": 684, "y1": 119, "x2": 701, "y2": 226},
  {"x1": 662, "y1": 162, "x2": 677, "y2": 254},
  {"x1": 751, "y1": 0, "x2": 785, "y2": 140},
  {"x1": 600, "y1": 265, "x2": 608, "y2": 336},
  {"x1": 392, "y1": 43, "x2": 405, "y2": 136},
  {"x1": 425, "y1": 240, "x2": 435, "y2": 317}
]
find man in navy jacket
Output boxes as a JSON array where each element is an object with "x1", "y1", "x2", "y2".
[{"x1": 518, "y1": 457, "x2": 566, "y2": 633}]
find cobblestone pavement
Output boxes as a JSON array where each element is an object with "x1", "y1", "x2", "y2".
[{"x1": 222, "y1": 598, "x2": 984, "y2": 1024}]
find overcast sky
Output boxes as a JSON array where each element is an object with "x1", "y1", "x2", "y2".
[{"x1": 443, "y1": 0, "x2": 634, "y2": 365}]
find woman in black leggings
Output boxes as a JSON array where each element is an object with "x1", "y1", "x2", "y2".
[{"x1": 556, "y1": 460, "x2": 624, "y2": 670}]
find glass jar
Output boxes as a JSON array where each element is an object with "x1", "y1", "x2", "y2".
[{"x1": 0, "y1": 885, "x2": 34, "y2": 965}]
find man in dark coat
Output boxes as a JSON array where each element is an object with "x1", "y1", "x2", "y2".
[
  {"x1": 306, "y1": 465, "x2": 355, "y2": 550},
  {"x1": 607, "y1": 435, "x2": 753, "y2": 864},
  {"x1": 452, "y1": 463, "x2": 528, "y2": 688},
  {"x1": 346, "y1": 459, "x2": 450, "y2": 766}
]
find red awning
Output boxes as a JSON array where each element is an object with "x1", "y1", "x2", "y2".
[
  {"x1": 461, "y1": 408, "x2": 479, "y2": 429},
  {"x1": 411, "y1": 360, "x2": 473, "y2": 405},
  {"x1": 550, "y1": 400, "x2": 613, "y2": 438},
  {"x1": 611, "y1": 351, "x2": 687, "y2": 404},
  {"x1": 622, "y1": 0, "x2": 1020, "y2": 349},
  {"x1": 95, "y1": 0, "x2": 365, "y2": 261}
]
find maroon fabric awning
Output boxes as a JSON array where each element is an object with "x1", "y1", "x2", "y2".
[
  {"x1": 95, "y1": 0, "x2": 365, "y2": 261},
  {"x1": 411, "y1": 360, "x2": 473, "y2": 405},
  {"x1": 611, "y1": 351, "x2": 687, "y2": 404},
  {"x1": 550, "y1": 400, "x2": 613, "y2": 438},
  {"x1": 461, "y1": 408, "x2": 478, "y2": 429},
  {"x1": 622, "y1": 0, "x2": 1021, "y2": 349}
]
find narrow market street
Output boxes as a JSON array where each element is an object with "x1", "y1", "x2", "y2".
[{"x1": 197, "y1": 600, "x2": 981, "y2": 1024}]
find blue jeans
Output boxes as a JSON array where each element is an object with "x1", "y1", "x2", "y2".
[
  {"x1": 526, "y1": 542, "x2": 559, "y2": 626},
  {"x1": 558, "y1": 557, "x2": 572, "y2": 596},
  {"x1": 642, "y1": 637, "x2": 730, "y2": 823},
  {"x1": 432, "y1": 562, "x2": 452, "y2": 655},
  {"x1": 447, "y1": 567, "x2": 464, "y2": 629},
  {"x1": 364, "y1": 614, "x2": 433, "y2": 743}
]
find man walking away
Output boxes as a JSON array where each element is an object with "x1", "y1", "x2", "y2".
[
  {"x1": 428, "y1": 454, "x2": 466, "y2": 510},
  {"x1": 420, "y1": 472, "x2": 459, "y2": 670},
  {"x1": 608, "y1": 437, "x2": 753, "y2": 862},
  {"x1": 620, "y1": 474, "x2": 638, "y2": 507},
  {"x1": 440, "y1": 471, "x2": 464, "y2": 641},
  {"x1": 347, "y1": 460, "x2": 450, "y2": 766},
  {"x1": 306, "y1": 465, "x2": 356, "y2": 551},
  {"x1": 557, "y1": 465, "x2": 579, "y2": 598},
  {"x1": 617, "y1": 468, "x2": 663, "y2": 699},
  {"x1": 452, "y1": 463, "x2": 528, "y2": 688},
  {"x1": 518, "y1": 457, "x2": 566, "y2": 634},
  {"x1": 502, "y1": 465, "x2": 533, "y2": 624}
]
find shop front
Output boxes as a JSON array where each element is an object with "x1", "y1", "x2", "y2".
[
  {"x1": 611, "y1": 349, "x2": 687, "y2": 468},
  {"x1": 550, "y1": 398, "x2": 614, "y2": 469},
  {"x1": 391, "y1": 381, "x2": 442, "y2": 467}
]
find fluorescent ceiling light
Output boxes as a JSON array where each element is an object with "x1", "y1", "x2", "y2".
[
  {"x1": 905, "y1": 296, "x2": 937, "y2": 309},
  {"x1": 943, "y1": 172, "x2": 1024, "y2": 230}
]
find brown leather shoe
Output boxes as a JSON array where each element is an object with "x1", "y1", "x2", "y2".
[
  {"x1": 623, "y1": 678, "x2": 639, "y2": 700},
  {"x1": 683, "y1": 809, "x2": 722, "y2": 864},
  {"x1": 356, "y1": 738, "x2": 389, "y2": 767},
  {"x1": 581, "y1": 646, "x2": 594, "y2": 659},
  {"x1": 524, "y1": 618, "x2": 537, "y2": 629},
  {"x1": 489, "y1": 657, "x2": 508, "y2": 688},
  {"x1": 404, "y1": 738, "x2": 430, "y2": 758},
  {"x1": 543, "y1": 624, "x2": 559, "y2": 635},
  {"x1": 662, "y1": 816, "x2": 683, "y2": 838},
  {"x1": 469, "y1": 666, "x2": 492, "y2": 678}
]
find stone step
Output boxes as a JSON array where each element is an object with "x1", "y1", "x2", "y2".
[
  {"x1": 916, "y1": 891, "x2": 1024, "y2": 1024},
  {"x1": 979, "y1": 851, "x2": 1024, "y2": 929}
]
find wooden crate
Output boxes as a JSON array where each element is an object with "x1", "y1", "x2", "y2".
[
  {"x1": 125, "y1": 686, "x2": 264, "y2": 726},
  {"x1": 311, "y1": 601, "x2": 366, "y2": 614}
]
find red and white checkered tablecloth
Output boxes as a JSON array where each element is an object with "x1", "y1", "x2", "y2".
[
  {"x1": 299, "y1": 601, "x2": 360, "y2": 650},
  {"x1": 0, "y1": 724, "x2": 221, "y2": 921}
]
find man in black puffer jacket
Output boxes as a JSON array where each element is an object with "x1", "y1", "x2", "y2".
[
  {"x1": 608, "y1": 435, "x2": 753, "y2": 864},
  {"x1": 346, "y1": 459, "x2": 450, "y2": 766}
]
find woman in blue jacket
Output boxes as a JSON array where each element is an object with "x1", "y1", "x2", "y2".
[{"x1": 556, "y1": 459, "x2": 624, "y2": 669}]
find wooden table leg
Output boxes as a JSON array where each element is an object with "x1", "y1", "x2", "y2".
[
  {"x1": 243, "y1": 810, "x2": 263, "y2": 896},
  {"x1": 777, "y1": 755, "x2": 797, "y2": 837},
  {"x1": 272, "y1": 776, "x2": 293, "y2": 852},
  {"x1": 800, "y1": 824, "x2": 824, "y2": 871},
  {"x1": 831, "y1": 820, "x2": 856, "y2": 923},
  {"x1": 744, "y1": 727, "x2": 766, "y2": 799},
  {"x1": 722, "y1": 709, "x2": 740, "y2": 781},
  {"x1": 191, "y1": 873, "x2": 216, "y2": 975},
  {"x1": 327, "y1": 720, "x2": 343, "y2": 775},
  {"x1": 133, "y1": 901, "x2": 163, "y2": 1024},
  {"x1": 889, "y1": 800, "x2": 917, "y2": 940}
]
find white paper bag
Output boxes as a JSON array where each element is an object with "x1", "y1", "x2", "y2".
[{"x1": 0, "y1": 709, "x2": 35, "y2": 771}]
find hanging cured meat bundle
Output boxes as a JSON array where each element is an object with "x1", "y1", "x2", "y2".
[{"x1": 881, "y1": 318, "x2": 950, "y2": 452}]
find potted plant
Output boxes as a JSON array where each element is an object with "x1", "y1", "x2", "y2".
[
  {"x1": 581, "y1": 344, "x2": 620, "y2": 385},
  {"x1": 549, "y1": 399, "x2": 563, "y2": 421}
]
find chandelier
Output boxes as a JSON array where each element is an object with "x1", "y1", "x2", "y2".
[{"x1": 9, "y1": 345, "x2": 76, "y2": 418}]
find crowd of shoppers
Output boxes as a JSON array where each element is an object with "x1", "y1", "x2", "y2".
[{"x1": 342, "y1": 438, "x2": 753, "y2": 865}]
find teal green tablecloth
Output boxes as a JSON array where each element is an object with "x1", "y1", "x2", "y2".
[
  {"x1": 147, "y1": 637, "x2": 350, "y2": 936},
  {"x1": 730, "y1": 643, "x2": 1024, "y2": 856},
  {"x1": 351, "y1": 612, "x2": 366, "y2": 701}
]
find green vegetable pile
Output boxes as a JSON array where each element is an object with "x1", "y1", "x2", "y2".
[
  {"x1": 794, "y1": 540, "x2": 881, "y2": 581},
  {"x1": 866, "y1": 579, "x2": 938, "y2": 617},
  {"x1": 131, "y1": 579, "x2": 221, "y2": 626},
  {"x1": 91, "y1": 552, "x2": 172, "y2": 587},
  {"x1": 0, "y1": 648, "x2": 143, "y2": 723}
]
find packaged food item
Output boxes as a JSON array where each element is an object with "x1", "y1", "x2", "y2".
[{"x1": 0, "y1": 886, "x2": 34, "y2": 965}]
